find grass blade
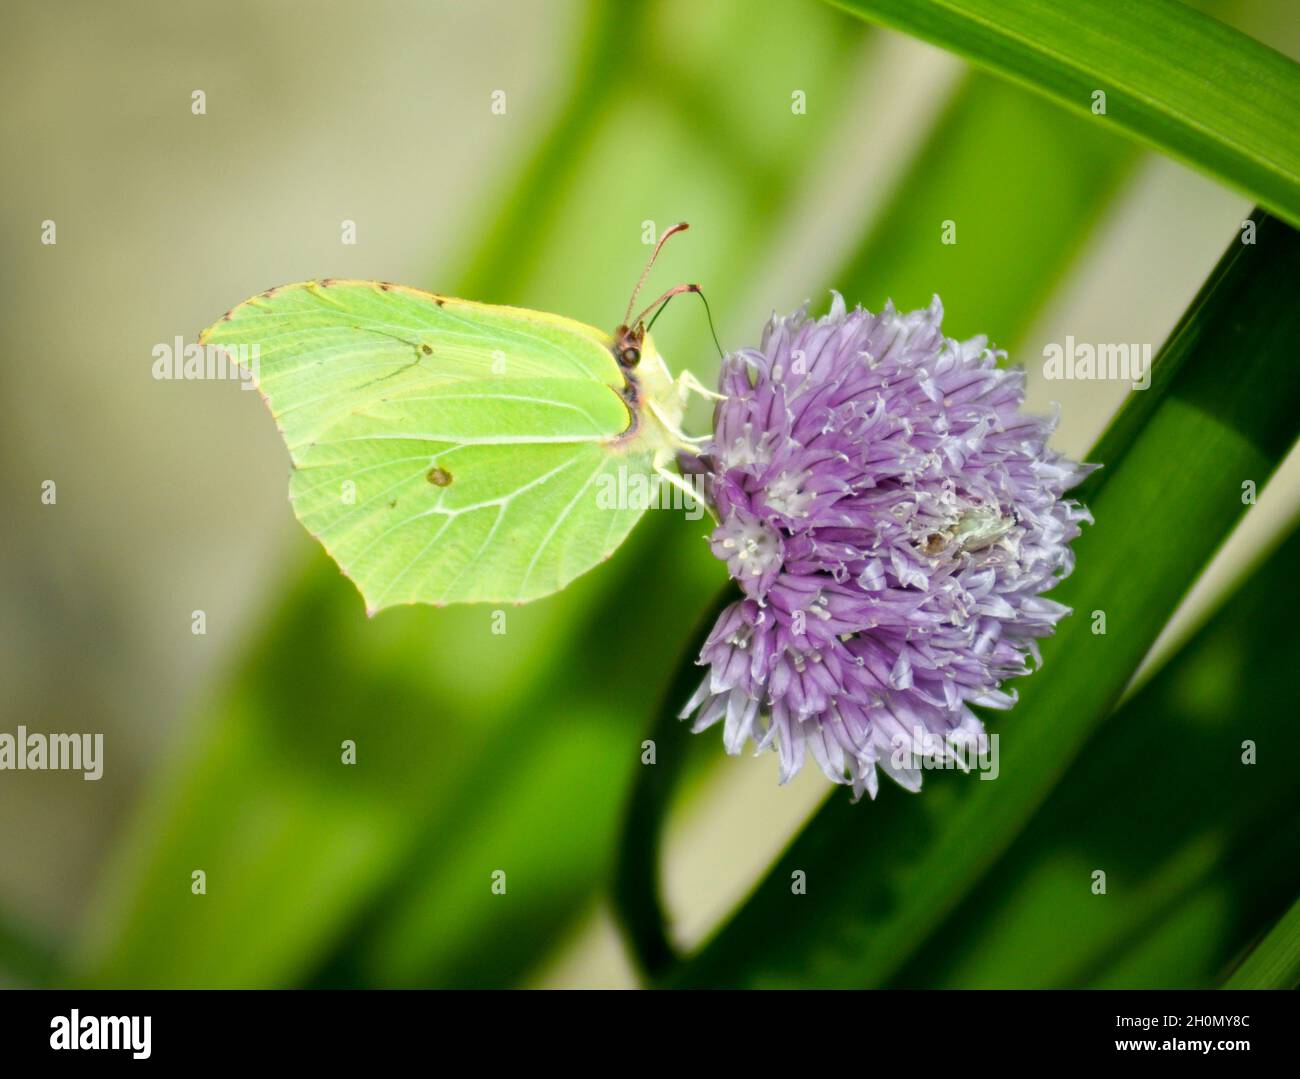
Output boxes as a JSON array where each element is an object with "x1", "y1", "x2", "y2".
[
  {"x1": 894, "y1": 516, "x2": 1300, "y2": 988},
  {"x1": 1225, "y1": 894, "x2": 1300, "y2": 989},
  {"x1": 829, "y1": 0, "x2": 1300, "y2": 228},
  {"x1": 835, "y1": 71, "x2": 1134, "y2": 343}
]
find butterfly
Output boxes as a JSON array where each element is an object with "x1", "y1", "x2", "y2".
[{"x1": 200, "y1": 223, "x2": 719, "y2": 612}]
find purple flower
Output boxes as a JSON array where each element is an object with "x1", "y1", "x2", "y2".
[{"x1": 680, "y1": 294, "x2": 1093, "y2": 800}]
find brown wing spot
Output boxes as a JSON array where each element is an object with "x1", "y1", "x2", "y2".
[
  {"x1": 426, "y1": 466, "x2": 453, "y2": 487},
  {"x1": 379, "y1": 283, "x2": 391, "y2": 291},
  {"x1": 420, "y1": 344, "x2": 432, "y2": 355},
  {"x1": 435, "y1": 298, "x2": 445, "y2": 307}
]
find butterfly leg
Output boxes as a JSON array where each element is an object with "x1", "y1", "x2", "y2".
[
  {"x1": 646, "y1": 397, "x2": 712, "y2": 448},
  {"x1": 676, "y1": 368, "x2": 727, "y2": 403},
  {"x1": 653, "y1": 459, "x2": 718, "y2": 524}
]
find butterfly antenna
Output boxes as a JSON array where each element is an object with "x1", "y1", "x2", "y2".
[
  {"x1": 643, "y1": 284, "x2": 726, "y2": 362},
  {"x1": 623, "y1": 222, "x2": 690, "y2": 327}
]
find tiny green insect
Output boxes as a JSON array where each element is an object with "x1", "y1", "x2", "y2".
[
  {"x1": 922, "y1": 506, "x2": 1017, "y2": 557},
  {"x1": 200, "y1": 224, "x2": 717, "y2": 612}
]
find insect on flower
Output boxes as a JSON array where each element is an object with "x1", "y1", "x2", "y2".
[{"x1": 199, "y1": 226, "x2": 719, "y2": 611}]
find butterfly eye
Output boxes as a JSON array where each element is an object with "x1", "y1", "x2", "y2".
[{"x1": 620, "y1": 345, "x2": 641, "y2": 366}]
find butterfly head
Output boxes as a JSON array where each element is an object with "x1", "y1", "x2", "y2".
[
  {"x1": 613, "y1": 322, "x2": 644, "y2": 368},
  {"x1": 618, "y1": 221, "x2": 694, "y2": 370}
]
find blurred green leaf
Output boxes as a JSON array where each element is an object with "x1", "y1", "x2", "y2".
[
  {"x1": 75, "y1": 562, "x2": 525, "y2": 986},
  {"x1": 829, "y1": 0, "x2": 1300, "y2": 228},
  {"x1": 672, "y1": 211, "x2": 1300, "y2": 988},
  {"x1": 893, "y1": 516, "x2": 1300, "y2": 988},
  {"x1": 1225, "y1": 893, "x2": 1300, "y2": 989},
  {"x1": 615, "y1": 70, "x2": 1132, "y2": 979},
  {"x1": 306, "y1": 514, "x2": 718, "y2": 987},
  {"x1": 0, "y1": 905, "x2": 58, "y2": 988},
  {"x1": 455, "y1": 1, "x2": 651, "y2": 301},
  {"x1": 835, "y1": 72, "x2": 1133, "y2": 344}
]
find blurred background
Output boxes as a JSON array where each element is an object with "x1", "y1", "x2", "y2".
[{"x1": 2, "y1": 0, "x2": 1298, "y2": 988}]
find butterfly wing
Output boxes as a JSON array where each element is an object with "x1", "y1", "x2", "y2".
[{"x1": 201, "y1": 280, "x2": 656, "y2": 609}]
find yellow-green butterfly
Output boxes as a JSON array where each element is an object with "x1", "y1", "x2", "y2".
[{"x1": 200, "y1": 223, "x2": 717, "y2": 613}]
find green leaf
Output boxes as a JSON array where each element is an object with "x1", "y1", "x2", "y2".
[
  {"x1": 835, "y1": 72, "x2": 1135, "y2": 344},
  {"x1": 297, "y1": 512, "x2": 722, "y2": 988},
  {"x1": 1225, "y1": 893, "x2": 1300, "y2": 989},
  {"x1": 893, "y1": 515, "x2": 1300, "y2": 988},
  {"x1": 672, "y1": 210, "x2": 1300, "y2": 988},
  {"x1": 612, "y1": 586, "x2": 734, "y2": 980},
  {"x1": 0, "y1": 904, "x2": 59, "y2": 988},
  {"x1": 614, "y1": 70, "x2": 1133, "y2": 978},
  {"x1": 829, "y1": 0, "x2": 1300, "y2": 229},
  {"x1": 317, "y1": 698, "x2": 639, "y2": 987},
  {"x1": 201, "y1": 282, "x2": 690, "y2": 609}
]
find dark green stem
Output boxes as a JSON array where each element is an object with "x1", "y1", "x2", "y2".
[{"x1": 613, "y1": 583, "x2": 735, "y2": 982}]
